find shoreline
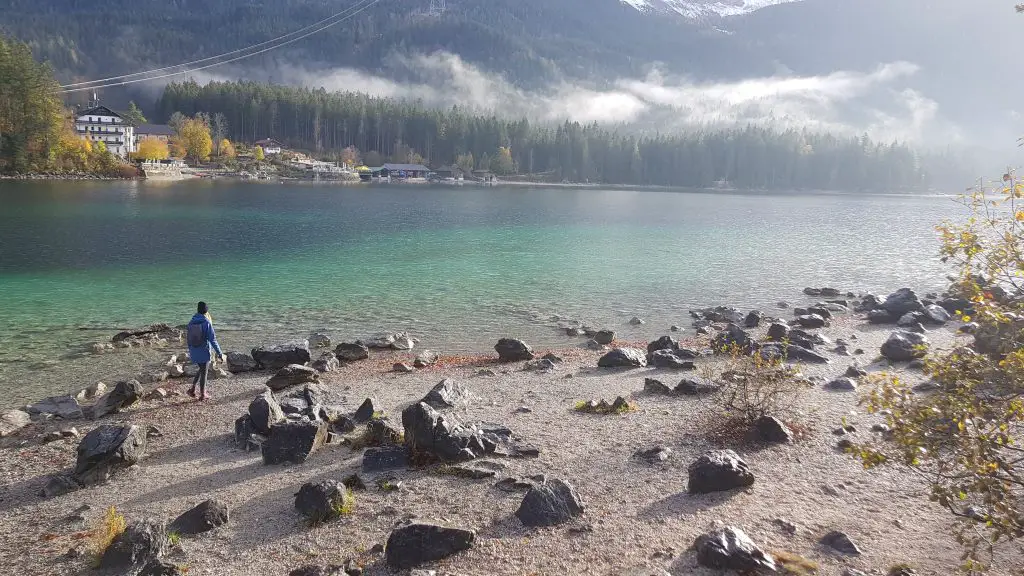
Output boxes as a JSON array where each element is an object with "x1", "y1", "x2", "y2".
[{"x1": 2, "y1": 286, "x2": 1009, "y2": 575}]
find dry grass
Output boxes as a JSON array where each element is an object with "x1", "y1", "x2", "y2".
[
  {"x1": 573, "y1": 397, "x2": 637, "y2": 415},
  {"x1": 87, "y1": 506, "x2": 126, "y2": 566},
  {"x1": 706, "y1": 344, "x2": 806, "y2": 425},
  {"x1": 775, "y1": 550, "x2": 820, "y2": 575}
]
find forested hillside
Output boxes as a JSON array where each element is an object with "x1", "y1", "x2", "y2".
[
  {"x1": 158, "y1": 80, "x2": 930, "y2": 191},
  {"x1": 0, "y1": 0, "x2": 757, "y2": 90}
]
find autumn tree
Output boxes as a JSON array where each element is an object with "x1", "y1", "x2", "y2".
[
  {"x1": 490, "y1": 146, "x2": 514, "y2": 175},
  {"x1": 254, "y1": 146, "x2": 265, "y2": 161},
  {"x1": 136, "y1": 136, "x2": 169, "y2": 161},
  {"x1": 455, "y1": 152, "x2": 474, "y2": 173},
  {"x1": 853, "y1": 172, "x2": 1024, "y2": 574},
  {"x1": 219, "y1": 139, "x2": 235, "y2": 159},
  {"x1": 340, "y1": 145, "x2": 360, "y2": 167},
  {"x1": 0, "y1": 35, "x2": 65, "y2": 173},
  {"x1": 178, "y1": 117, "x2": 212, "y2": 164}
]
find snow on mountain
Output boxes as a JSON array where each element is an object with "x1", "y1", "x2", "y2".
[{"x1": 622, "y1": 0, "x2": 803, "y2": 19}]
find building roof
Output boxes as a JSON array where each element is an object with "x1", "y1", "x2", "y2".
[
  {"x1": 255, "y1": 138, "x2": 283, "y2": 147},
  {"x1": 136, "y1": 123, "x2": 174, "y2": 136},
  {"x1": 77, "y1": 105, "x2": 122, "y2": 119},
  {"x1": 382, "y1": 163, "x2": 430, "y2": 171}
]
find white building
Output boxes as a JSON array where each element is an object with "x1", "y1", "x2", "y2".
[{"x1": 75, "y1": 105, "x2": 135, "y2": 158}]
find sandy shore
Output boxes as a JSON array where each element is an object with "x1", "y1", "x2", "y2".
[{"x1": 0, "y1": 311, "x2": 1007, "y2": 576}]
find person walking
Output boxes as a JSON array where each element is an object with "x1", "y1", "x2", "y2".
[{"x1": 186, "y1": 301, "x2": 224, "y2": 400}]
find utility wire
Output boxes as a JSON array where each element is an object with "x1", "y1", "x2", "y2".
[{"x1": 61, "y1": 0, "x2": 380, "y2": 93}]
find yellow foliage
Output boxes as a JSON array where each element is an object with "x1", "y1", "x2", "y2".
[
  {"x1": 88, "y1": 506, "x2": 126, "y2": 566},
  {"x1": 219, "y1": 138, "x2": 236, "y2": 158},
  {"x1": 178, "y1": 117, "x2": 212, "y2": 163},
  {"x1": 254, "y1": 146, "x2": 265, "y2": 161},
  {"x1": 136, "y1": 136, "x2": 169, "y2": 161}
]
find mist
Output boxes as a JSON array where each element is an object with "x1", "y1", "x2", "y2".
[{"x1": 180, "y1": 50, "x2": 969, "y2": 147}]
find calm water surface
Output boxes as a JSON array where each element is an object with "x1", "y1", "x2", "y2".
[{"x1": 0, "y1": 180, "x2": 960, "y2": 405}]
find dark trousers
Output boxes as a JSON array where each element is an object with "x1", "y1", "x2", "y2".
[{"x1": 190, "y1": 362, "x2": 209, "y2": 395}]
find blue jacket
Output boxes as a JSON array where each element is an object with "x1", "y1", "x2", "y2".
[{"x1": 186, "y1": 313, "x2": 223, "y2": 364}]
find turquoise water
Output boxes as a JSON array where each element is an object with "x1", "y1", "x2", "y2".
[{"x1": 0, "y1": 180, "x2": 959, "y2": 405}]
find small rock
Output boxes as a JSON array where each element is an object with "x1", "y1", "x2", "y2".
[
  {"x1": 881, "y1": 330, "x2": 930, "y2": 361},
  {"x1": 845, "y1": 365, "x2": 868, "y2": 378},
  {"x1": 796, "y1": 314, "x2": 828, "y2": 328},
  {"x1": 629, "y1": 316, "x2": 645, "y2": 325},
  {"x1": 261, "y1": 420, "x2": 327, "y2": 465},
  {"x1": 476, "y1": 368, "x2": 497, "y2": 377},
  {"x1": 75, "y1": 381, "x2": 107, "y2": 402},
  {"x1": 143, "y1": 388, "x2": 169, "y2": 401},
  {"x1": 393, "y1": 362, "x2": 415, "y2": 373},
  {"x1": 773, "y1": 518, "x2": 798, "y2": 535},
  {"x1": 266, "y1": 364, "x2": 320, "y2": 391},
  {"x1": 825, "y1": 377, "x2": 858, "y2": 391},
  {"x1": 295, "y1": 480, "x2": 353, "y2": 523},
  {"x1": 0, "y1": 409, "x2": 31, "y2": 438},
  {"x1": 515, "y1": 478, "x2": 585, "y2": 527},
  {"x1": 99, "y1": 519, "x2": 166, "y2": 570},
  {"x1": 643, "y1": 378, "x2": 674, "y2": 395},
  {"x1": 669, "y1": 325, "x2": 682, "y2": 332},
  {"x1": 494, "y1": 338, "x2": 534, "y2": 362},
  {"x1": 353, "y1": 398, "x2": 379, "y2": 423},
  {"x1": 169, "y1": 499, "x2": 229, "y2": 534},
  {"x1": 593, "y1": 330, "x2": 615, "y2": 345},
  {"x1": 311, "y1": 352, "x2": 340, "y2": 373},
  {"x1": 687, "y1": 450, "x2": 754, "y2": 494},
  {"x1": 523, "y1": 358, "x2": 556, "y2": 371},
  {"x1": 309, "y1": 332, "x2": 332, "y2": 348},
  {"x1": 635, "y1": 445, "x2": 672, "y2": 463},
  {"x1": 413, "y1": 350, "x2": 439, "y2": 368},
  {"x1": 384, "y1": 523, "x2": 475, "y2": 569},
  {"x1": 694, "y1": 526, "x2": 777, "y2": 572},
  {"x1": 362, "y1": 445, "x2": 409, "y2": 472},
  {"x1": 755, "y1": 416, "x2": 793, "y2": 444},
  {"x1": 597, "y1": 348, "x2": 647, "y2": 368},
  {"x1": 675, "y1": 376, "x2": 719, "y2": 395},
  {"x1": 821, "y1": 530, "x2": 862, "y2": 555},
  {"x1": 334, "y1": 342, "x2": 370, "y2": 362}
]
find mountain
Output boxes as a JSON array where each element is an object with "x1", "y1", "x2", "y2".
[
  {"x1": 0, "y1": 0, "x2": 1018, "y2": 146},
  {"x1": 621, "y1": 0, "x2": 802, "y2": 19}
]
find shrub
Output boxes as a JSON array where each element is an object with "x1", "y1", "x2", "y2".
[
  {"x1": 573, "y1": 396, "x2": 636, "y2": 415},
  {"x1": 853, "y1": 172, "x2": 1024, "y2": 574},
  {"x1": 88, "y1": 506, "x2": 126, "y2": 566},
  {"x1": 709, "y1": 344, "x2": 805, "y2": 425}
]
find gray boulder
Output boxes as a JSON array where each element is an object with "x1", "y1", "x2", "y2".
[
  {"x1": 756, "y1": 416, "x2": 793, "y2": 444},
  {"x1": 169, "y1": 499, "x2": 229, "y2": 535},
  {"x1": 91, "y1": 380, "x2": 144, "y2": 418},
  {"x1": 825, "y1": 377, "x2": 858, "y2": 391},
  {"x1": 867, "y1": 309, "x2": 897, "y2": 324},
  {"x1": 266, "y1": 364, "x2": 320, "y2": 392},
  {"x1": 422, "y1": 379, "x2": 470, "y2": 410},
  {"x1": 385, "y1": 523, "x2": 475, "y2": 569},
  {"x1": 252, "y1": 341, "x2": 311, "y2": 370},
  {"x1": 138, "y1": 559, "x2": 184, "y2": 576},
  {"x1": 295, "y1": 480, "x2": 352, "y2": 523},
  {"x1": 880, "y1": 330, "x2": 930, "y2": 361},
  {"x1": 334, "y1": 342, "x2": 369, "y2": 362},
  {"x1": 74, "y1": 424, "x2": 147, "y2": 485},
  {"x1": 40, "y1": 473, "x2": 83, "y2": 498},
  {"x1": 248, "y1": 390, "x2": 285, "y2": 435},
  {"x1": 923, "y1": 304, "x2": 951, "y2": 325},
  {"x1": 99, "y1": 519, "x2": 166, "y2": 571},
  {"x1": 687, "y1": 449, "x2": 755, "y2": 494},
  {"x1": 362, "y1": 445, "x2": 410, "y2": 472},
  {"x1": 26, "y1": 395, "x2": 83, "y2": 419},
  {"x1": 261, "y1": 420, "x2": 327, "y2": 465},
  {"x1": 882, "y1": 288, "x2": 924, "y2": 316},
  {"x1": 897, "y1": 311, "x2": 924, "y2": 327},
  {"x1": 759, "y1": 342, "x2": 829, "y2": 364},
  {"x1": 311, "y1": 352, "x2": 340, "y2": 373},
  {"x1": 597, "y1": 347, "x2": 647, "y2": 368},
  {"x1": 353, "y1": 398, "x2": 379, "y2": 423},
  {"x1": 712, "y1": 324, "x2": 751, "y2": 351},
  {"x1": 515, "y1": 478, "x2": 585, "y2": 527},
  {"x1": 694, "y1": 526, "x2": 778, "y2": 572},
  {"x1": 0, "y1": 409, "x2": 31, "y2": 438},
  {"x1": 495, "y1": 338, "x2": 534, "y2": 362},
  {"x1": 744, "y1": 310, "x2": 764, "y2": 328},
  {"x1": 401, "y1": 402, "x2": 474, "y2": 461},
  {"x1": 413, "y1": 350, "x2": 439, "y2": 368},
  {"x1": 643, "y1": 378, "x2": 674, "y2": 395},
  {"x1": 648, "y1": 349, "x2": 695, "y2": 370},
  {"x1": 226, "y1": 351, "x2": 258, "y2": 373},
  {"x1": 766, "y1": 322, "x2": 789, "y2": 341},
  {"x1": 796, "y1": 314, "x2": 828, "y2": 328},
  {"x1": 676, "y1": 376, "x2": 720, "y2": 395},
  {"x1": 233, "y1": 415, "x2": 260, "y2": 451},
  {"x1": 821, "y1": 530, "x2": 862, "y2": 555},
  {"x1": 593, "y1": 330, "x2": 616, "y2": 345},
  {"x1": 646, "y1": 335, "x2": 679, "y2": 355}
]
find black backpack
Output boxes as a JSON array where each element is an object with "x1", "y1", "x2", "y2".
[{"x1": 187, "y1": 321, "x2": 206, "y2": 348}]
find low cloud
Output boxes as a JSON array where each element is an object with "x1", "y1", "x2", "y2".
[{"x1": 184, "y1": 52, "x2": 959, "y2": 144}]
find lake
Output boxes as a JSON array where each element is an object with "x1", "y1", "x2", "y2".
[{"x1": 0, "y1": 180, "x2": 960, "y2": 406}]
